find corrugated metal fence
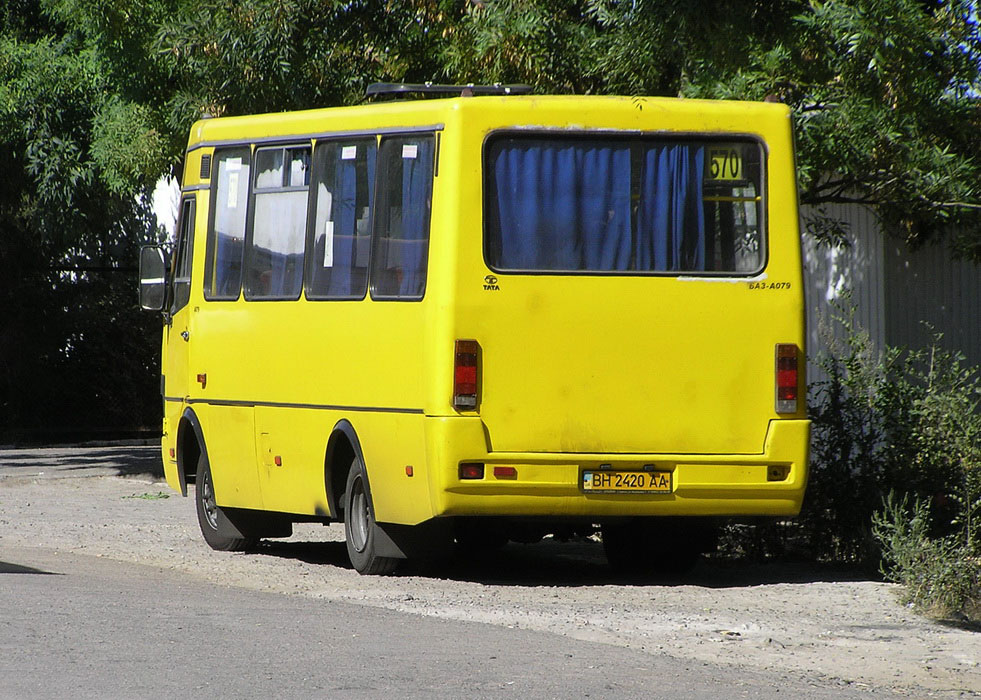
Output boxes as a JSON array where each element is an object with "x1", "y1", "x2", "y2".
[{"x1": 802, "y1": 204, "x2": 980, "y2": 386}]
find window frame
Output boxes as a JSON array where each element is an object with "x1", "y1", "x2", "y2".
[
  {"x1": 170, "y1": 195, "x2": 196, "y2": 314},
  {"x1": 203, "y1": 146, "x2": 252, "y2": 301},
  {"x1": 243, "y1": 143, "x2": 312, "y2": 302},
  {"x1": 481, "y1": 129, "x2": 770, "y2": 277},
  {"x1": 368, "y1": 133, "x2": 437, "y2": 302},
  {"x1": 304, "y1": 136, "x2": 377, "y2": 302}
]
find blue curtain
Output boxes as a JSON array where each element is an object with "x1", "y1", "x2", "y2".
[
  {"x1": 636, "y1": 145, "x2": 706, "y2": 271},
  {"x1": 398, "y1": 138, "x2": 434, "y2": 297},
  {"x1": 490, "y1": 140, "x2": 707, "y2": 272},
  {"x1": 307, "y1": 141, "x2": 375, "y2": 299},
  {"x1": 327, "y1": 155, "x2": 357, "y2": 297},
  {"x1": 215, "y1": 233, "x2": 242, "y2": 296},
  {"x1": 493, "y1": 142, "x2": 631, "y2": 270}
]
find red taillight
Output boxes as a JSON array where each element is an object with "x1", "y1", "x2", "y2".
[
  {"x1": 776, "y1": 343, "x2": 799, "y2": 413},
  {"x1": 459, "y1": 463, "x2": 484, "y2": 479},
  {"x1": 453, "y1": 339, "x2": 480, "y2": 410}
]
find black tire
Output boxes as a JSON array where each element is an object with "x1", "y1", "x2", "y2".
[
  {"x1": 602, "y1": 519, "x2": 701, "y2": 577},
  {"x1": 195, "y1": 453, "x2": 257, "y2": 552},
  {"x1": 344, "y1": 456, "x2": 399, "y2": 575}
]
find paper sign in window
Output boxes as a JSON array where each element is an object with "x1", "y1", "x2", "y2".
[
  {"x1": 227, "y1": 172, "x2": 239, "y2": 208},
  {"x1": 289, "y1": 158, "x2": 306, "y2": 186},
  {"x1": 402, "y1": 144, "x2": 418, "y2": 159},
  {"x1": 226, "y1": 157, "x2": 242, "y2": 172},
  {"x1": 341, "y1": 146, "x2": 357, "y2": 160},
  {"x1": 323, "y1": 220, "x2": 334, "y2": 268}
]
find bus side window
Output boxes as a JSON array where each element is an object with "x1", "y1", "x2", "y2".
[
  {"x1": 245, "y1": 146, "x2": 310, "y2": 300},
  {"x1": 305, "y1": 139, "x2": 375, "y2": 300},
  {"x1": 369, "y1": 134, "x2": 435, "y2": 301},
  {"x1": 204, "y1": 147, "x2": 251, "y2": 300},
  {"x1": 171, "y1": 197, "x2": 195, "y2": 313}
]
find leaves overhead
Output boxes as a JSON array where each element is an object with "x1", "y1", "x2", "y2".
[
  {"x1": 155, "y1": 0, "x2": 456, "y2": 124},
  {"x1": 0, "y1": 0, "x2": 978, "y2": 439}
]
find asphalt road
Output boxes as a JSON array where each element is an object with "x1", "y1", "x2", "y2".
[
  {"x1": 0, "y1": 446, "x2": 927, "y2": 698},
  {"x1": 0, "y1": 545, "x2": 893, "y2": 700}
]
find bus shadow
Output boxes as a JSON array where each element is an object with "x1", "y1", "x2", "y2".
[
  {"x1": 256, "y1": 537, "x2": 871, "y2": 588},
  {"x1": 415, "y1": 541, "x2": 871, "y2": 588},
  {"x1": 256, "y1": 540, "x2": 353, "y2": 570}
]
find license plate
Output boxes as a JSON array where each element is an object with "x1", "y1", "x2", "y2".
[{"x1": 582, "y1": 470, "x2": 672, "y2": 494}]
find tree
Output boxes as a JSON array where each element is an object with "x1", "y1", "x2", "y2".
[
  {"x1": 0, "y1": 3, "x2": 164, "y2": 440},
  {"x1": 0, "y1": 0, "x2": 464, "y2": 440},
  {"x1": 443, "y1": 0, "x2": 981, "y2": 258},
  {"x1": 690, "y1": 0, "x2": 981, "y2": 257},
  {"x1": 155, "y1": 0, "x2": 456, "y2": 126},
  {"x1": 1, "y1": 0, "x2": 978, "y2": 441}
]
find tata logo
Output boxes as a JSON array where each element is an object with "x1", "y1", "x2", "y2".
[{"x1": 483, "y1": 274, "x2": 500, "y2": 291}]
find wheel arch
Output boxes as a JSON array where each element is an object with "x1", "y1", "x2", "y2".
[
  {"x1": 176, "y1": 407, "x2": 207, "y2": 498},
  {"x1": 324, "y1": 419, "x2": 368, "y2": 522}
]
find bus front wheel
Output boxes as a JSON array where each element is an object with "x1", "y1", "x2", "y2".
[
  {"x1": 195, "y1": 454, "x2": 257, "y2": 552},
  {"x1": 344, "y1": 457, "x2": 399, "y2": 575}
]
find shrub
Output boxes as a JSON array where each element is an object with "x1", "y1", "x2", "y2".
[
  {"x1": 799, "y1": 305, "x2": 980, "y2": 565},
  {"x1": 718, "y1": 300, "x2": 981, "y2": 615},
  {"x1": 873, "y1": 493, "x2": 981, "y2": 622}
]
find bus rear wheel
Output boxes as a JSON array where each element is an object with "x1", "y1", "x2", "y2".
[
  {"x1": 195, "y1": 454, "x2": 257, "y2": 552},
  {"x1": 344, "y1": 457, "x2": 399, "y2": 575}
]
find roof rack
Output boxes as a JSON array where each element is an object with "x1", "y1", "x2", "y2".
[{"x1": 365, "y1": 82, "x2": 533, "y2": 100}]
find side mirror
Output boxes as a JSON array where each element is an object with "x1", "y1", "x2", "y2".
[{"x1": 139, "y1": 246, "x2": 169, "y2": 311}]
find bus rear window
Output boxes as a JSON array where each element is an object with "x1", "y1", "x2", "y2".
[{"x1": 484, "y1": 135, "x2": 764, "y2": 275}]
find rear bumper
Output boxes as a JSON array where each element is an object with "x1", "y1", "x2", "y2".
[{"x1": 425, "y1": 418, "x2": 810, "y2": 519}]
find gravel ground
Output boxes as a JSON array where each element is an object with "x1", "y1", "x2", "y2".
[{"x1": 0, "y1": 447, "x2": 978, "y2": 697}]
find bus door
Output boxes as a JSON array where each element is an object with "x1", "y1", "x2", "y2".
[{"x1": 164, "y1": 195, "x2": 196, "y2": 413}]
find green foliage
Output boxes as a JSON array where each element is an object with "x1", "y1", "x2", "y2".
[
  {"x1": 90, "y1": 98, "x2": 169, "y2": 196},
  {"x1": 873, "y1": 493, "x2": 981, "y2": 622},
  {"x1": 719, "y1": 302, "x2": 981, "y2": 622},
  {"x1": 589, "y1": 0, "x2": 803, "y2": 96},
  {"x1": 1, "y1": 1, "x2": 978, "y2": 442},
  {"x1": 800, "y1": 304, "x2": 981, "y2": 565},
  {"x1": 122, "y1": 491, "x2": 171, "y2": 500},
  {"x1": 686, "y1": 0, "x2": 981, "y2": 258},
  {"x1": 156, "y1": 0, "x2": 456, "y2": 125},
  {"x1": 798, "y1": 316, "x2": 897, "y2": 563},
  {"x1": 442, "y1": 0, "x2": 600, "y2": 92},
  {"x1": 442, "y1": 0, "x2": 981, "y2": 258},
  {"x1": 0, "y1": 4, "x2": 165, "y2": 443}
]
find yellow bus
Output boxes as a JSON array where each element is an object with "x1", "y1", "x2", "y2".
[{"x1": 140, "y1": 84, "x2": 809, "y2": 575}]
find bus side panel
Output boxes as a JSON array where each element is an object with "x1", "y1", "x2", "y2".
[
  {"x1": 252, "y1": 406, "x2": 330, "y2": 516},
  {"x1": 201, "y1": 403, "x2": 265, "y2": 510},
  {"x1": 190, "y1": 293, "x2": 435, "y2": 523},
  {"x1": 243, "y1": 406, "x2": 433, "y2": 524},
  {"x1": 350, "y1": 412, "x2": 434, "y2": 525},
  {"x1": 161, "y1": 398, "x2": 182, "y2": 494}
]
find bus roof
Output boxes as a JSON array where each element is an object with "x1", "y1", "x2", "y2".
[{"x1": 186, "y1": 94, "x2": 792, "y2": 153}]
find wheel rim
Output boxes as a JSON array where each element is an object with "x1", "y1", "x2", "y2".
[
  {"x1": 349, "y1": 476, "x2": 370, "y2": 553},
  {"x1": 201, "y1": 469, "x2": 220, "y2": 530}
]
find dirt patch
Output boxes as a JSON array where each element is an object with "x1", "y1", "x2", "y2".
[{"x1": 1, "y1": 471, "x2": 978, "y2": 696}]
